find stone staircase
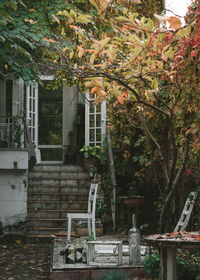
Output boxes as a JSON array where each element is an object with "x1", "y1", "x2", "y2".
[{"x1": 27, "y1": 164, "x2": 90, "y2": 243}]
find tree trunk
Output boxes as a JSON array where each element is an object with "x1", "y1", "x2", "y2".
[{"x1": 159, "y1": 139, "x2": 189, "y2": 233}]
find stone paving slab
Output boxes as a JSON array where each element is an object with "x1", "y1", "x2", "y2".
[{"x1": 0, "y1": 243, "x2": 50, "y2": 280}]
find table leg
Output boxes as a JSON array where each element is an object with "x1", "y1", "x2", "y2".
[{"x1": 160, "y1": 247, "x2": 176, "y2": 280}]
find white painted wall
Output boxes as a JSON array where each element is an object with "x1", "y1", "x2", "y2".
[
  {"x1": 0, "y1": 170, "x2": 27, "y2": 227},
  {"x1": 0, "y1": 150, "x2": 28, "y2": 169}
]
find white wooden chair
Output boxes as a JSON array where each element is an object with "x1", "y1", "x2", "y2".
[
  {"x1": 174, "y1": 191, "x2": 197, "y2": 232},
  {"x1": 67, "y1": 183, "x2": 98, "y2": 241}
]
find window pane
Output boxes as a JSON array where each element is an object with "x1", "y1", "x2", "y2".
[{"x1": 89, "y1": 129, "x2": 95, "y2": 142}]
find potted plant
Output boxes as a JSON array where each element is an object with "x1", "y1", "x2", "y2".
[{"x1": 80, "y1": 145, "x2": 101, "y2": 170}]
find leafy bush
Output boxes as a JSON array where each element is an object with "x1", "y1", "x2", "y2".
[
  {"x1": 143, "y1": 250, "x2": 160, "y2": 279},
  {"x1": 143, "y1": 251, "x2": 200, "y2": 280},
  {"x1": 97, "y1": 270, "x2": 128, "y2": 280},
  {"x1": 177, "y1": 255, "x2": 200, "y2": 280}
]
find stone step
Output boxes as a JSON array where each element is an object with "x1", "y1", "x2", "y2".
[
  {"x1": 27, "y1": 209, "x2": 86, "y2": 219},
  {"x1": 28, "y1": 185, "x2": 89, "y2": 193},
  {"x1": 29, "y1": 179, "x2": 90, "y2": 187},
  {"x1": 26, "y1": 234, "x2": 53, "y2": 244},
  {"x1": 28, "y1": 218, "x2": 67, "y2": 228},
  {"x1": 27, "y1": 164, "x2": 90, "y2": 242},
  {"x1": 28, "y1": 200, "x2": 87, "y2": 210},
  {"x1": 28, "y1": 192, "x2": 88, "y2": 201},
  {"x1": 27, "y1": 227, "x2": 67, "y2": 236},
  {"x1": 32, "y1": 164, "x2": 85, "y2": 173},
  {"x1": 29, "y1": 172, "x2": 90, "y2": 180}
]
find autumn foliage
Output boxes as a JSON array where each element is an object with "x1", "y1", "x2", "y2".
[{"x1": 26, "y1": 0, "x2": 200, "y2": 232}]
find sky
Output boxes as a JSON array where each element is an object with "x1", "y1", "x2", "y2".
[{"x1": 165, "y1": 0, "x2": 192, "y2": 22}]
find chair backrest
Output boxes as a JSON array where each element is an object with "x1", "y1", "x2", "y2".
[
  {"x1": 174, "y1": 191, "x2": 197, "y2": 232},
  {"x1": 88, "y1": 183, "x2": 98, "y2": 215}
]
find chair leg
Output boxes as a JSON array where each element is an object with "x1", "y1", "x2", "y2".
[
  {"x1": 67, "y1": 216, "x2": 71, "y2": 241},
  {"x1": 88, "y1": 218, "x2": 91, "y2": 236},
  {"x1": 92, "y1": 218, "x2": 96, "y2": 240}
]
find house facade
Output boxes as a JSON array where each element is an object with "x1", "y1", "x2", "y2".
[{"x1": 0, "y1": 77, "x2": 106, "y2": 227}]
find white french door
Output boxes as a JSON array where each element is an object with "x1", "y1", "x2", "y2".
[
  {"x1": 26, "y1": 83, "x2": 40, "y2": 162},
  {"x1": 85, "y1": 93, "x2": 106, "y2": 146}
]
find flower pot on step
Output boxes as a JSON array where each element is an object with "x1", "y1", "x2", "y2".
[{"x1": 82, "y1": 157, "x2": 99, "y2": 170}]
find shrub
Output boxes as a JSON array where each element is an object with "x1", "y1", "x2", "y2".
[
  {"x1": 143, "y1": 250, "x2": 160, "y2": 279},
  {"x1": 143, "y1": 251, "x2": 200, "y2": 280}
]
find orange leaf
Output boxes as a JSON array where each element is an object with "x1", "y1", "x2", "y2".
[
  {"x1": 117, "y1": 95, "x2": 124, "y2": 105},
  {"x1": 167, "y1": 16, "x2": 181, "y2": 30},
  {"x1": 122, "y1": 91, "x2": 128, "y2": 99},
  {"x1": 24, "y1": 18, "x2": 36, "y2": 24},
  {"x1": 94, "y1": 64, "x2": 104, "y2": 67},
  {"x1": 78, "y1": 46, "x2": 84, "y2": 59},
  {"x1": 44, "y1": 37, "x2": 56, "y2": 43},
  {"x1": 185, "y1": 129, "x2": 191, "y2": 136},
  {"x1": 52, "y1": 14, "x2": 60, "y2": 24},
  {"x1": 91, "y1": 86, "x2": 100, "y2": 95}
]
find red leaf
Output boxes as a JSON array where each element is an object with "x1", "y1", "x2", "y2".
[{"x1": 191, "y1": 50, "x2": 198, "y2": 57}]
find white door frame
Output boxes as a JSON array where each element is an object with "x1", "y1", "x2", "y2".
[
  {"x1": 38, "y1": 76, "x2": 63, "y2": 164},
  {"x1": 26, "y1": 82, "x2": 41, "y2": 163},
  {"x1": 85, "y1": 93, "x2": 106, "y2": 146}
]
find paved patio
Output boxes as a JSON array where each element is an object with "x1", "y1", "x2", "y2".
[
  {"x1": 0, "y1": 234, "x2": 150, "y2": 280},
  {"x1": 0, "y1": 242, "x2": 50, "y2": 280}
]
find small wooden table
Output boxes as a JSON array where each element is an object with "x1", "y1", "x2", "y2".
[{"x1": 145, "y1": 231, "x2": 200, "y2": 280}]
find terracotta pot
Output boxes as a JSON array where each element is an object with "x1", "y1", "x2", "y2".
[{"x1": 123, "y1": 197, "x2": 144, "y2": 208}]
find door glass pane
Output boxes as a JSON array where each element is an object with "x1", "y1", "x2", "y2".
[
  {"x1": 6, "y1": 80, "x2": 12, "y2": 115},
  {"x1": 89, "y1": 114, "x2": 95, "y2": 127},
  {"x1": 96, "y1": 114, "x2": 101, "y2": 127},
  {"x1": 38, "y1": 81, "x2": 63, "y2": 161},
  {"x1": 41, "y1": 148, "x2": 62, "y2": 161},
  {"x1": 96, "y1": 129, "x2": 101, "y2": 142},
  {"x1": 38, "y1": 82, "x2": 62, "y2": 145},
  {"x1": 90, "y1": 105, "x2": 94, "y2": 113},
  {"x1": 96, "y1": 103, "x2": 101, "y2": 113},
  {"x1": 89, "y1": 129, "x2": 94, "y2": 142}
]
